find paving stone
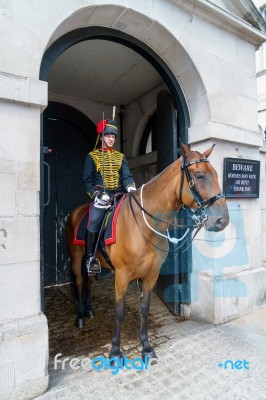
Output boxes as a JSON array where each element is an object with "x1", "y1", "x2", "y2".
[{"x1": 37, "y1": 281, "x2": 266, "y2": 400}]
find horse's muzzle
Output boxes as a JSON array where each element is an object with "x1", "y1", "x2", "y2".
[{"x1": 205, "y1": 205, "x2": 229, "y2": 232}]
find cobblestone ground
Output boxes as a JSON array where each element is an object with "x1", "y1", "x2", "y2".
[{"x1": 39, "y1": 276, "x2": 266, "y2": 400}]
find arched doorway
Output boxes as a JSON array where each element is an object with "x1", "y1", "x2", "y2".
[{"x1": 40, "y1": 26, "x2": 191, "y2": 314}]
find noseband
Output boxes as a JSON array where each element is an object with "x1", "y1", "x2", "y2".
[{"x1": 180, "y1": 156, "x2": 225, "y2": 227}]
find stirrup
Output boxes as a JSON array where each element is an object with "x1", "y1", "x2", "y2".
[{"x1": 86, "y1": 257, "x2": 101, "y2": 274}]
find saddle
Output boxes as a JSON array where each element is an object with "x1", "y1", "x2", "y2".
[{"x1": 73, "y1": 193, "x2": 126, "y2": 247}]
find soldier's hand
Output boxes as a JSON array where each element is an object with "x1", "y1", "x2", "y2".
[
  {"x1": 94, "y1": 192, "x2": 111, "y2": 208},
  {"x1": 100, "y1": 193, "x2": 110, "y2": 202}
]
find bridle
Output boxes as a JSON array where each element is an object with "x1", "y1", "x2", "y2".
[
  {"x1": 179, "y1": 155, "x2": 225, "y2": 228},
  {"x1": 129, "y1": 154, "x2": 225, "y2": 252}
]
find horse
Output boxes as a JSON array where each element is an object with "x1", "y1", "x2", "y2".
[{"x1": 66, "y1": 142, "x2": 229, "y2": 362}]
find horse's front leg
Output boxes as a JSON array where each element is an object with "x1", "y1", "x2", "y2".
[
  {"x1": 109, "y1": 277, "x2": 128, "y2": 362},
  {"x1": 139, "y1": 279, "x2": 158, "y2": 362},
  {"x1": 83, "y1": 278, "x2": 94, "y2": 318}
]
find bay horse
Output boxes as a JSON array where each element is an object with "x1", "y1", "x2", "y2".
[{"x1": 66, "y1": 143, "x2": 229, "y2": 362}]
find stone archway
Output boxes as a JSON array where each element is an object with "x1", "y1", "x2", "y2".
[
  {"x1": 40, "y1": 4, "x2": 211, "y2": 128},
  {"x1": 39, "y1": 4, "x2": 211, "y2": 318},
  {"x1": 40, "y1": 4, "x2": 212, "y2": 153}
]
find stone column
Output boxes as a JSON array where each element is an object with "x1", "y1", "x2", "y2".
[{"x1": 0, "y1": 72, "x2": 49, "y2": 399}]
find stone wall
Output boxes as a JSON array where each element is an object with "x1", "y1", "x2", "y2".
[{"x1": 0, "y1": 1, "x2": 266, "y2": 397}]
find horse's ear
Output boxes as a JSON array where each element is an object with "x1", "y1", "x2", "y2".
[
  {"x1": 180, "y1": 142, "x2": 192, "y2": 157},
  {"x1": 203, "y1": 144, "x2": 216, "y2": 158}
]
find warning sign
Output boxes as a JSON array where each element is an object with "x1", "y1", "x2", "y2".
[{"x1": 223, "y1": 158, "x2": 260, "y2": 198}]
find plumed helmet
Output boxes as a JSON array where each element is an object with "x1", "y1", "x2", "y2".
[{"x1": 97, "y1": 119, "x2": 118, "y2": 137}]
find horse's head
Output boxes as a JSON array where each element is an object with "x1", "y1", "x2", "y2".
[{"x1": 179, "y1": 143, "x2": 229, "y2": 232}]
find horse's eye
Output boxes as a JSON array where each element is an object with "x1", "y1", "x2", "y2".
[{"x1": 195, "y1": 172, "x2": 205, "y2": 180}]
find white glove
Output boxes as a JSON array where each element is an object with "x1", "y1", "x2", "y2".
[
  {"x1": 101, "y1": 193, "x2": 110, "y2": 202},
  {"x1": 127, "y1": 186, "x2": 136, "y2": 192},
  {"x1": 94, "y1": 193, "x2": 110, "y2": 208}
]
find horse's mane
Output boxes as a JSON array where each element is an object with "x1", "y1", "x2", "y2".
[{"x1": 144, "y1": 158, "x2": 180, "y2": 190}]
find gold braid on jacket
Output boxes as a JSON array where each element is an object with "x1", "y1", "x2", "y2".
[{"x1": 90, "y1": 149, "x2": 123, "y2": 190}]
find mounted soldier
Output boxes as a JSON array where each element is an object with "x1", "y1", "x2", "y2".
[
  {"x1": 68, "y1": 142, "x2": 229, "y2": 356},
  {"x1": 82, "y1": 118, "x2": 136, "y2": 273}
]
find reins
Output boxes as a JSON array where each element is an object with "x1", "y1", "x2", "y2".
[
  {"x1": 129, "y1": 190, "x2": 195, "y2": 229},
  {"x1": 129, "y1": 154, "x2": 225, "y2": 253},
  {"x1": 129, "y1": 193, "x2": 193, "y2": 253},
  {"x1": 139, "y1": 184, "x2": 190, "y2": 244}
]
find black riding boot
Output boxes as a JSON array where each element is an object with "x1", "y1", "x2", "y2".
[{"x1": 85, "y1": 231, "x2": 101, "y2": 274}]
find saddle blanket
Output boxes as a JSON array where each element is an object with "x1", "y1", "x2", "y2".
[{"x1": 73, "y1": 195, "x2": 126, "y2": 246}]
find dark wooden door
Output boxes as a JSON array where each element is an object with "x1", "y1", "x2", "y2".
[
  {"x1": 156, "y1": 91, "x2": 191, "y2": 315},
  {"x1": 42, "y1": 102, "x2": 96, "y2": 287}
]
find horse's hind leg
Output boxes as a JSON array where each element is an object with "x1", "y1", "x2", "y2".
[
  {"x1": 70, "y1": 247, "x2": 86, "y2": 328},
  {"x1": 139, "y1": 277, "x2": 158, "y2": 362},
  {"x1": 81, "y1": 257, "x2": 94, "y2": 318}
]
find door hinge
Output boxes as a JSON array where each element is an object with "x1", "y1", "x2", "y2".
[{"x1": 42, "y1": 146, "x2": 52, "y2": 154}]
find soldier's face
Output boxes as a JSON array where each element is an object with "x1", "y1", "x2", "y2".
[{"x1": 103, "y1": 134, "x2": 116, "y2": 148}]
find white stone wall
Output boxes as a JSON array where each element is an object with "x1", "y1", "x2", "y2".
[
  {"x1": 256, "y1": 37, "x2": 266, "y2": 280},
  {"x1": 0, "y1": 72, "x2": 49, "y2": 397},
  {"x1": 190, "y1": 140, "x2": 266, "y2": 323},
  {"x1": 1, "y1": 0, "x2": 266, "y2": 396},
  {"x1": 256, "y1": 40, "x2": 266, "y2": 133}
]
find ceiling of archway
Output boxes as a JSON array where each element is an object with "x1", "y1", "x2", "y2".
[{"x1": 48, "y1": 39, "x2": 163, "y2": 106}]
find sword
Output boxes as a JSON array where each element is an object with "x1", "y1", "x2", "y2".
[{"x1": 102, "y1": 107, "x2": 115, "y2": 193}]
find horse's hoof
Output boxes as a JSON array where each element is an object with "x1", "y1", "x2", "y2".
[
  {"x1": 141, "y1": 349, "x2": 158, "y2": 364},
  {"x1": 109, "y1": 351, "x2": 123, "y2": 366},
  {"x1": 75, "y1": 317, "x2": 85, "y2": 328},
  {"x1": 84, "y1": 310, "x2": 94, "y2": 318}
]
